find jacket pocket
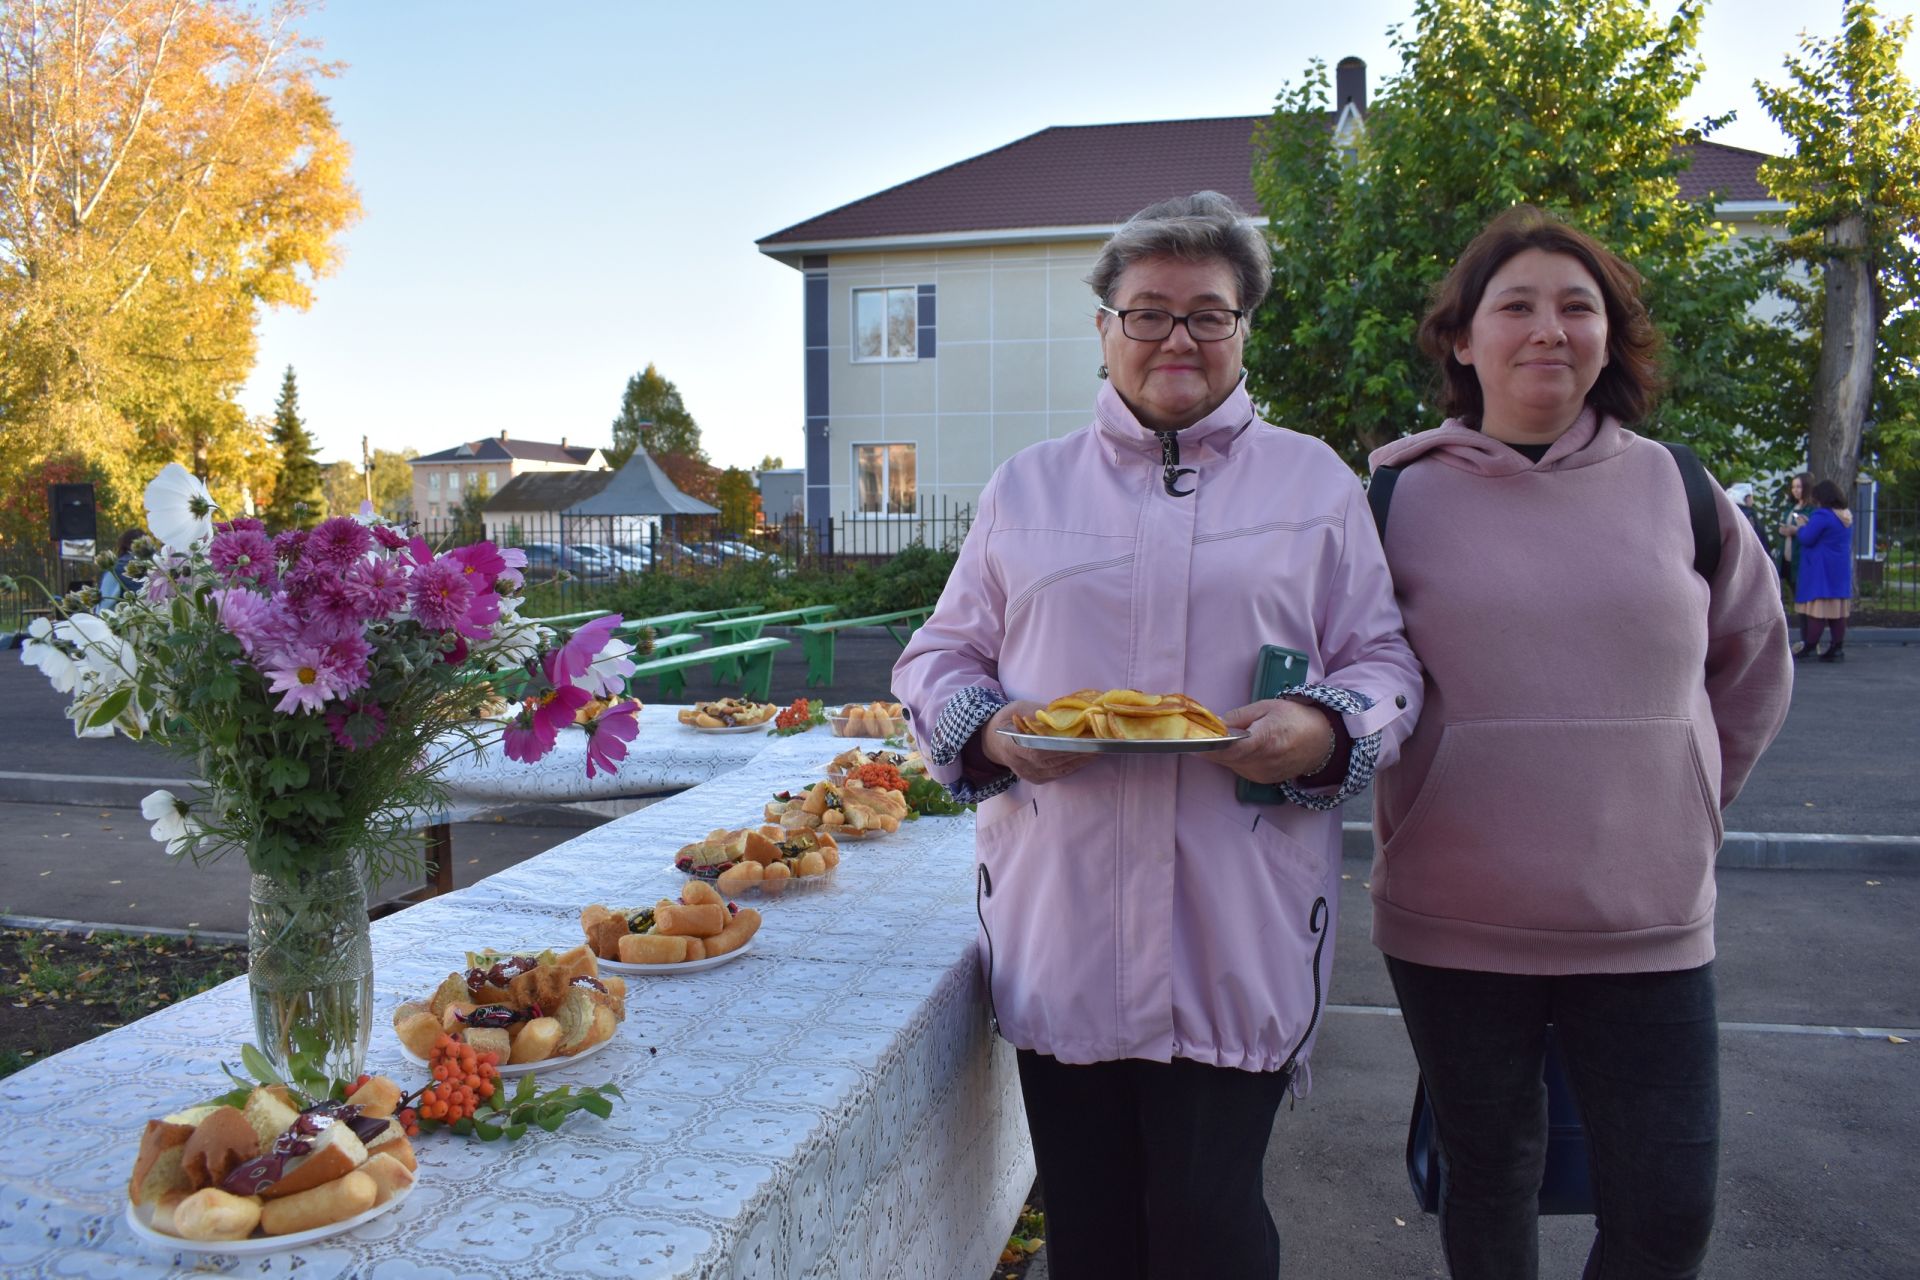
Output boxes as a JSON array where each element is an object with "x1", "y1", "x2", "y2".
[{"x1": 1379, "y1": 718, "x2": 1720, "y2": 934}]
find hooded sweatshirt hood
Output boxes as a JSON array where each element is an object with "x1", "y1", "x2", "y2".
[{"x1": 1369, "y1": 407, "x2": 1631, "y2": 477}]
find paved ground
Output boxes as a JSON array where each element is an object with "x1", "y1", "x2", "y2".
[{"x1": 4, "y1": 627, "x2": 1917, "y2": 1277}]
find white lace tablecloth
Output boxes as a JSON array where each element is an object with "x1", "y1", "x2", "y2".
[
  {"x1": 430, "y1": 705, "x2": 777, "y2": 811},
  {"x1": 0, "y1": 730, "x2": 1033, "y2": 1279}
]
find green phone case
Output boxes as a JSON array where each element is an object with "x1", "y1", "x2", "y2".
[{"x1": 1236, "y1": 644, "x2": 1314, "y2": 806}]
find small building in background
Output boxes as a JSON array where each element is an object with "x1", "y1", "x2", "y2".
[
  {"x1": 408, "y1": 430, "x2": 606, "y2": 522},
  {"x1": 754, "y1": 467, "x2": 805, "y2": 527}
]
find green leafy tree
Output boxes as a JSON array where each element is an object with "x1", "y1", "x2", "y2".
[
  {"x1": 607, "y1": 363, "x2": 704, "y2": 467},
  {"x1": 370, "y1": 448, "x2": 418, "y2": 519},
  {"x1": 450, "y1": 475, "x2": 492, "y2": 547},
  {"x1": 757, "y1": 454, "x2": 785, "y2": 471},
  {"x1": 1248, "y1": 0, "x2": 1791, "y2": 476},
  {"x1": 321, "y1": 459, "x2": 364, "y2": 518},
  {"x1": 1756, "y1": 1, "x2": 1920, "y2": 488},
  {"x1": 715, "y1": 467, "x2": 760, "y2": 534},
  {"x1": 264, "y1": 368, "x2": 324, "y2": 528}
]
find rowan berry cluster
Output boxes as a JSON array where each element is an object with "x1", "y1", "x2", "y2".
[{"x1": 395, "y1": 1035, "x2": 499, "y2": 1135}]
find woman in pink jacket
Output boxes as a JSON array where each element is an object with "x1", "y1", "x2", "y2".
[
  {"x1": 1367, "y1": 208, "x2": 1792, "y2": 1279},
  {"x1": 893, "y1": 191, "x2": 1421, "y2": 1280}
]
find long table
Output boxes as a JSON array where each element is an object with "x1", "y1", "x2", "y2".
[{"x1": 0, "y1": 728, "x2": 1033, "y2": 1279}]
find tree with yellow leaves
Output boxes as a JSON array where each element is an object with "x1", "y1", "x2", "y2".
[{"x1": 0, "y1": 0, "x2": 360, "y2": 546}]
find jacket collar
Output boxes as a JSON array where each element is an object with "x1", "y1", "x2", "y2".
[{"x1": 1095, "y1": 377, "x2": 1256, "y2": 465}]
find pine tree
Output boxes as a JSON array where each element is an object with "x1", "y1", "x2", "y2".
[
  {"x1": 265, "y1": 366, "x2": 324, "y2": 528},
  {"x1": 607, "y1": 363, "x2": 704, "y2": 468}
]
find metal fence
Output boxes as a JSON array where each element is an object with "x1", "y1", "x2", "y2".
[{"x1": 1, "y1": 532, "x2": 132, "y2": 636}]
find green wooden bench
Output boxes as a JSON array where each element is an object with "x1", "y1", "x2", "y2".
[
  {"x1": 526, "y1": 608, "x2": 612, "y2": 626},
  {"x1": 695, "y1": 606, "x2": 838, "y2": 681},
  {"x1": 794, "y1": 606, "x2": 935, "y2": 687},
  {"x1": 611, "y1": 609, "x2": 733, "y2": 640},
  {"x1": 624, "y1": 635, "x2": 790, "y2": 702}
]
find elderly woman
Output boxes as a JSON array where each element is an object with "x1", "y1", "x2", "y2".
[
  {"x1": 1366, "y1": 207, "x2": 1792, "y2": 1279},
  {"x1": 893, "y1": 191, "x2": 1421, "y2": 1280}
]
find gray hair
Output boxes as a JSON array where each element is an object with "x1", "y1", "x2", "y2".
[{"x1": 1086, "y1": 191, "x2": 1271, "y2": 313}]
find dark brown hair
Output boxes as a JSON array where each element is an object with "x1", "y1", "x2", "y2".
[
  {"x1": 1811, "y1": 479, "x2": 1850, "y2": 510},
  {"x1": 1418, "y1": 206, "x2": 1663, "y2": 426}
]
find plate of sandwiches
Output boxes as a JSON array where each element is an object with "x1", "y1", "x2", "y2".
[{"x1": 123, "y1": 1079, "x2": 417, "y2": 1254}]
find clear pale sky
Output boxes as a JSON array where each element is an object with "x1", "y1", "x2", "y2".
[{"x1": 240, "y1": 0, "x2": 1920, "y2": 472}]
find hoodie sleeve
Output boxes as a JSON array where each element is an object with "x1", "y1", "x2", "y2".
[
  {"x1": 1703, "y1": 480, "x2": 1793, "y2": 806},
  {"x1": 891, "y1": 470, "x2": 1010, "y2": 790},
  {"x1": 1309, "y1": 476, "x2": 1424, "y2": 772}
]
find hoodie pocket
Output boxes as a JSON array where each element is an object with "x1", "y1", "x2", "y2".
[{"x1": 1379, "y1": 717, "x2": 1720, "y2": 934}]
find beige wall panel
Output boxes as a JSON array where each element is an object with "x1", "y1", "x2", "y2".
[
  {"x1": 884, "y1": 358, "x2": 937, "y2": 414},
  {"x1": 937, "y1": 415, "x2": 993, "y2": 487},
  {"x1": 833, "y1": 363, "x2": 885, "y2": 417},
  {"x1": 936, "y1": 342, "x2": 992, "y2": 413},
  {"x1": 1049, "y1": 337, "x2": 1103, "y2": 412},
  {"x1": 994, "y1": 412, "x2": 1051, "y2": 462},
  {"x1": 990, "y1": 268, "x2": 1049, "y2": 341},
  {"x1": 935, "y1": 268, "x2": 993, "y2": 343},
  {"x1": 990, "y1": 242, "x2": 1053, "y2": 265},
  {"x1": 991, "y1": 342, "x2": 1048, "y2": 414},
  {"x1": 1049, "y1": 263, "x2": 1099, "y2": 340}
]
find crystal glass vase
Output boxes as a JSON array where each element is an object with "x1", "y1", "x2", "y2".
[{"x1": 247, "y1": 864, "x2": 374, "y2": 1083}]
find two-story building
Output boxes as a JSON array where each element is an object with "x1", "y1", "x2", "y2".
[
  {"x1": 756, "y1": 58, "x2": 1785, "y2": 532},
  {"x1": 408, "y1": 431, "x2": 606, "y2": 522}
]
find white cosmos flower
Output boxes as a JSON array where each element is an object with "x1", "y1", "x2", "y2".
[
  {"x1": 19, "y1": 617, "x2": 81, "y2": 693},
  {"x1": 144, "y1": 462, "x2": 218, "y2": 552},
  {"x1": 141, "y1": 789, "x2": 202, "y2": 857},
  {"x1": 478, "y1": 599, "x2": 545, "y2": 668},
  {"x1": 582, "y1": 636, "x2": 637, "y2": 697}
]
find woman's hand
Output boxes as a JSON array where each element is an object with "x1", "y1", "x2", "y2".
[
  {"x1": 1199, "y1": 698, "x2": 1337, "y2": 786},
  {"x1": 975, "y1": 701, "x2": 1096, "y2": 785}
]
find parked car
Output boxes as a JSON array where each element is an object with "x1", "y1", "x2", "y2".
[
  {"x1": 606, "y1": 541, "x2": 657, "y2": 573},
  {"x1": 517, "y1": 542, "x2": 600, "y2": 578},
  {"x1": 566, "y1": 544, "x2": 622, "y2": 579}
]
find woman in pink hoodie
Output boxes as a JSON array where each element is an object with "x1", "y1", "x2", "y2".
[
  {"x1": 893, "y1": 192, "x2": 1421, "y2": 1279},
  {"x1": 1367, "y1": 208, "x2": 1792, "y2": 1279}
]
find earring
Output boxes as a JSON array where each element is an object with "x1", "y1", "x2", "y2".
[{"x1": 1097, "y1": 364, "x2": 1109, "y2": 380}]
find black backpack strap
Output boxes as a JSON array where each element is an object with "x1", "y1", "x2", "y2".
[
  {"x1": 1659, "y1": 441, "x2": 1721, "y2": 581},
  {"x1": 1368, "y1": 464, "x2": 1403, "y2": 539}
]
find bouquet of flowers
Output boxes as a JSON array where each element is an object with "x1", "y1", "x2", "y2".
[{"x1": 19, "y1": 464, "x2": 641, "y2": 883}]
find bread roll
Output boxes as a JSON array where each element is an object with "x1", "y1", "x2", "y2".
[
  {"x1": 366, "y1": 1129, "x2": 416, "y2": 1173},
  {"x1": 655, "y1": 903, "x2": 727, "y2": 937},
  {"x1": 241, "y1": 1087, "x2": 301, "y2": 1155},
  {"x1": 259, "y1": 1170, "x2": 376, "y2": 1236},
  {"x1": 680, "y1": 880, "x2": 723, "y2": 907},
  {"x1": 182, "y1": 1106, "x2": 259, "y2": 1191},
  {"x1": 361, "y1": 1152, "x2": 416, "y2": 1206},
  {"x1": 259, "y1": 1120, "x2": 367, "y2": 1200},
  {"x1": 462, "y1": 1026, "x2": 511, "y2": 1061},
  {"x1": 702, "y1": 907, "x2": 761, "y2": 959},
  {"x1": 580, "y1": 904, "x2": 628, "y2": 959},
  {"x1": 128, "y1": 1120, "x2": 194, "y2": 1206},
  {"x1": 617, "y1": 932, "x2": 690, "y2": 964},
  {"x1": 760, "y1": 862, "x2": 792, "y2": 895},
  {"x1": 682, "y1": 936, "x2": 707, "y2": 961},
  {"x1": 716, "y1": 861, "x2": 763, "y2": 897},
  {"x1": 510, "y1": 1016, "x2": 562, "y2": 1064},
  {"x1": 345, "y1": 1076, "x2": 402, "y2": 1119},
  {"x1": 147, "y1": 1192, "x2": 188, "y2": 1236},
  {"x1": 396, "y1": 1012, "x2": 443, "y2": 1059},
  {"x1": 173, "y1": 1187, "x2": 263, "y2": 1241}
]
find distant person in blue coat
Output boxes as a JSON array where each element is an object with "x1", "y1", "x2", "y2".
[{"x1": 1794, "y1": 479, "x2": 1854, "y2": 662}]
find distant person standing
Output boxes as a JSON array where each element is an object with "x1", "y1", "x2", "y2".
[
  {"x1": 97, "y1": 529, "x2": 147, "y2": 607},
  {"x1": 1794, "y1": 480, "x2": 1855, "y2": 663},
  {"x1": 1727, "y1": 484, "x2": 1772, "y2": 555},
  {"x1": 1775, "y1": 473, "x2": 1813, "y2": 640}
]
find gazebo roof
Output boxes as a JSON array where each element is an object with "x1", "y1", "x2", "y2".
[{"x1": 565, "y1": 450, "x2": 718, "y2": 517}]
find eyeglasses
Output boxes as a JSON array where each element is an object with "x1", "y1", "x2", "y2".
[{"x1": 1099, "y1": 305, "x2": 1245, "y2": 342}]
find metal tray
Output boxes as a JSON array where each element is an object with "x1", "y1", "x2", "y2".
[{"x1": 994, "y1": 728, "x2": 1247, "y2": 754}]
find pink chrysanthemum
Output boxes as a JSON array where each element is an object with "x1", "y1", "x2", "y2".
[
  {"x1": 325, "y1": 701, "x2": 387, "y2": 751},
  {"x1": 304, "y1": 516, "x2": 375, "y2": 572},
  {"x1": 582, "y1": 702, "x2": 640, "y2": 779},
  {"x1": 409, "y1": 557, "x2": 474, "y2": 632},
  {"x1": 285, "y1": 565, "x2": 366, "y2": 629},
  {"x1": 273, "y1": 528, "x2": 309, "y2": 567},
  {"x1": 307, "y1": 621, "x2": 372, "y2": 695},
  {"x1": 208, "y1": 529, "x2": 277, "y2": 588},
  {"x1": 343, "y1": 555, "x2": 410, "y2": 618},
  {"x1": 214, "y1": 517, "x2": 266, "y2": 535},
  {"x1": 262, "y1": 644, "x2": 343, "y2": 714},
  {"x1": 370, "y1": 523, "x2": 408, "y2": 551},
  {"x1": 213, "y1": 588, "x2": 288, "y2": 657}
]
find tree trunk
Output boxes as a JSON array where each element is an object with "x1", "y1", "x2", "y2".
[{"x1": 1809, "y1": 213, "x2": 1874, "y2": 490}]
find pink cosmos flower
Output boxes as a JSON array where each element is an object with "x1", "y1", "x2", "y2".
[
  {"x1": 343, "y1": 555, "x2": 410, "y2": 618},
  {"x1": 142, "y1": 553, "x2": 187, "y2": 603},
  {"x1": 500, "y1": 685, "x2": 590, "y2": 763},
  {"x1": 457, "y1": 586, "x2": 501, "y2": 641},
  {"x1": 263, "y1": 643, "x2": 342, "y2": 714},
  {"x1": 582, "y1": 702, "x2": 640, "y2": 778},
  {"x1": 304, "y1": 516, "x2": 375, "y2": 572},
  {"x1": 546, "y1": 614, "x2": 624, "y2": 688},
  {"x1": 447, "y1": 541, "x2": 506, "y2": 591},
  {"x1": 496, "y1": 546, "x2": 527, "y2": 591},
  {"x1": 208, "y1": 529, "x2": 277, "y2": 588},
  {"x1": 325, "y1": 701, "x2": 388, "y2": 751},
  {"x1": 409, "y1": 557, "x2": 474, "y2": 632}
]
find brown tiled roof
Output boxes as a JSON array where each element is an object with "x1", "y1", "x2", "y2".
[
  {"x1": 413, "y1": 438, "x2": 599, "y2": 466},
  {"x1": 486, "y1": 470, "x2": 613, "y2": 512},
  {"x1": 757, "y1": 118, "x2": 1776, "y2": 248}
]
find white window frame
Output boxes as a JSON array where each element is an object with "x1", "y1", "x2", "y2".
[
  {"x1": 850, "y1": 285, "x2": 919, "y2": 363},
  {"x1": 429, "y1": 472, "x2": 440, "y2": 491},
  {"x1": 448, "y1": 470, "x2": 460, "y2": 492},
  {"x1": 850, "y1": 442, "x2": 917, "y2": 518}
]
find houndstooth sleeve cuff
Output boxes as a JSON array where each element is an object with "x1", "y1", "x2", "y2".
[
  {"x1": 1276, "y1": 685, "x2": 1381, "y2": 811},
  {"x1": 929, "y1": 684, "x2": 1017, "y2": 804}
]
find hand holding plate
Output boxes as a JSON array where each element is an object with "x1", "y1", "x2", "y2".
[{"x1": 1199, "y1": 698, "x2": 1335, "y2": 785}]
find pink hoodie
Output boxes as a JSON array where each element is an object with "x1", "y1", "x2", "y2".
[
  {"x1": 1366, "y1": 411, "x2": 1792, "y2": 975},
  {"x1": 894, "y1": 381, "x2": 1420, "y2": 1080}
]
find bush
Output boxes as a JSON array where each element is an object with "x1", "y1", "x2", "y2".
[{"x1": 598, "y1": 544, "x2": 959, "y2": 621}]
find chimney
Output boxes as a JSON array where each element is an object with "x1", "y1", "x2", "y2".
[
  {"x1": 499, "y1": 429, "x2": 508, "y2": 441},
  {"x1": 1336, "y1": 56, "x2": 1366, "y2": 115},
  {"x1": 560, "y1": 436, "x2": 568, "y2": 450}
]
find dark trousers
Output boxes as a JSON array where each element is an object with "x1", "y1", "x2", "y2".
[
  {"x1": 1015, "y1": 1051, "x2": 1293, "y2": 1280},
  {"x1": 1387, "y1": 958, "x2": 1721, "y2": 1280}
]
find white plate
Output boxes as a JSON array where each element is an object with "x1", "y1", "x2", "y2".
[
  {"x1": 396, "y1": 1027, "x2": 613, "y2": 1078},
  {"x1": 124, "y1": 1183, "x2": 413, "y2": 1256},
  {"x1": 684, "y1": 720, "x2": 774, "y2": 734},
  {"x1": 597, "y1": 937, "x2": 755, "y2": 975},
  {"x1": 993, "y1": 728, "x2": 1249, "y2": 754}
]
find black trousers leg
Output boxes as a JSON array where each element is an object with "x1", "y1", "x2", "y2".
[{"x1": 1016, "y1": 1051, "x2": 1292, "y2": 1280}]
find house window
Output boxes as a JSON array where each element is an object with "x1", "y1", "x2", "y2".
[
  {"x1": 489, "y1": 470, "x2": 501, "y2": 489},
  {"x1": 853, "y1": 443, "x2": 916, "y2": 515},
  {"x1": 430, "y1": 503, "x2": 440, "y2": 518},
  {"x1": 448, "y1": 471, "x2": 460, "y2": 492},
  {"x1": 852, "y1": 286, "x2": 918, "y2": 362},
  {"x1": 468, "y1": 470, "x2": 479, "y2": 488},
  {"x1": 429, "y1": 472, "x2": 440, "y2": 491}
]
